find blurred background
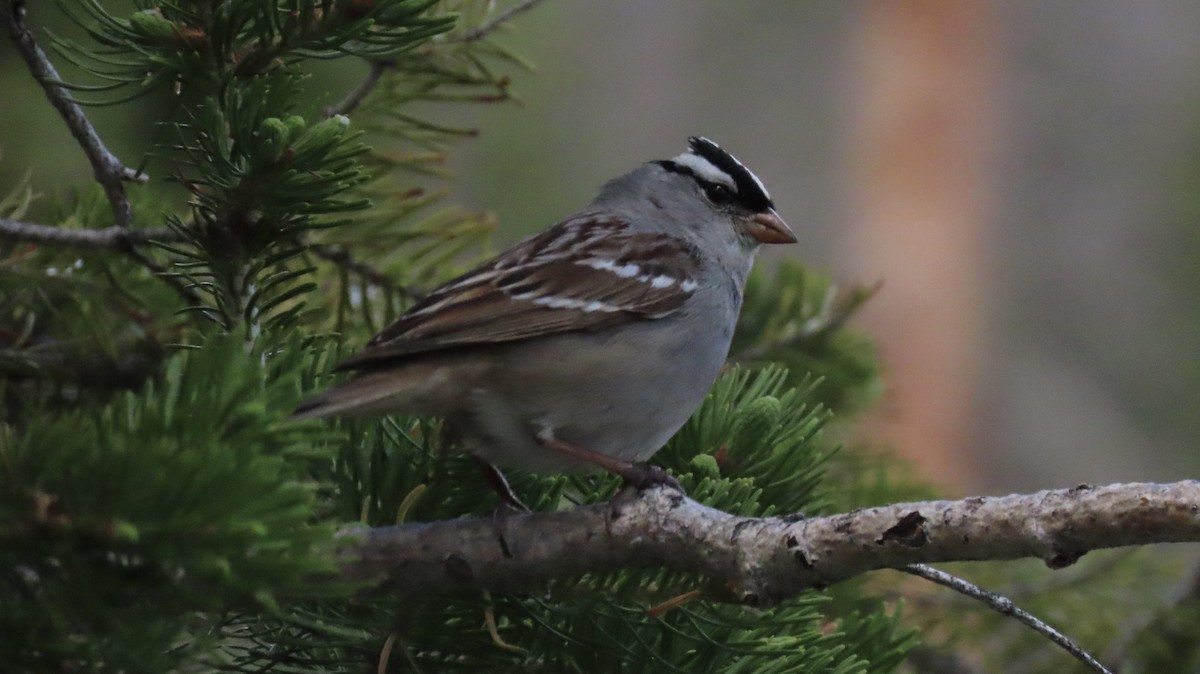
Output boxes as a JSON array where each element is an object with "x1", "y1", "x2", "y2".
[{"x1": 4, "y1": 0, "x2": 1199, "y2": 494}]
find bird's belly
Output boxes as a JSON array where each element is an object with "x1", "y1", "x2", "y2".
[{"x1": 465, "y1": 323, "x2": 729, "y2": 473}]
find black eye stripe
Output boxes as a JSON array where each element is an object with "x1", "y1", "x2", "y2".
[{"x1": 685, "y1": 137, "x2": 773, "y2": 212}]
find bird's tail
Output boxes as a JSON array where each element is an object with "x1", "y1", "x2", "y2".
[{"x1": 290, "y1": 367, "x2": 432, "y2": 421}]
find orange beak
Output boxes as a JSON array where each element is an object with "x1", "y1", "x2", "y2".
[{"x1": 747, "y1": 209, "x2": 797, "y2": 245}]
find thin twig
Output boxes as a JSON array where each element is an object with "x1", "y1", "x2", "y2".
[
  {"x1": 0, "y1": 217, "x2": 199, "y2": 304},
  {"x1": 310, "y1": 244, "x2": 425, "y2": 301},
  {"x1": 326, "y1": 59, "x2": 396, "y2": 117},
  {"x1": 0, "y1": 0, "x2": 148, "y2": 230},
  {"x1": 456, "y1": 0, "x2": 549, "y2": 43},
  {"x1": 0, "y1": 217, "x2": 177, "y2": 251},
  {"x1": 903, "y1": 564, "x2": 1113, "y2": 674}
]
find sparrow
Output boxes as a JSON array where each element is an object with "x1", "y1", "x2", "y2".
[{"x1": 294, "y1": 137, "x2": 795, "y2": 488}]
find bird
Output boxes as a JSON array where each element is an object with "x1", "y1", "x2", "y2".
[{"x1": 293, "y1": 136, "x2": 795, "y2": 490}]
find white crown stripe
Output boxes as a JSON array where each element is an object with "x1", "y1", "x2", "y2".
[{"x1": 670, "y1": 152, "x2": 737, "y2": 190}]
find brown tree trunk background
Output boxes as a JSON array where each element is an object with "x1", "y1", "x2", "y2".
[{"x1": 845, "y1": 0, "x2": 997, "y2": 489}]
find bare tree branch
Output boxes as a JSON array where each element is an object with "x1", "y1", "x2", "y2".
[
  {"x1": 338, "y1": 481, "x2": 1200, "y2": 604},
  {"x1": 0, "y1": 217, "x2": 200, "y2": 304},
  {"x1": 903, "y1": 563, "x2": 1112, "y2": 674},
  {"x1": 0, "y1": 217, "x2": 177, "y2": 251},
  {"x1": 456, "y1": 0, "x2": 549, "y2": 43},
  {"x1": 1, "y1": 0, "x2": 148, "y2": 229}
]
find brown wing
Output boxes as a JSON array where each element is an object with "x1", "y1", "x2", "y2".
[{"x1": 335, "y1": 215, "x2": 702, "y2": 371}]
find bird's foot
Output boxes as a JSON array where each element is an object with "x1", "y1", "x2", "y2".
[{"x1": 614, "y1": 462, "x2": 683, "y2": 492}]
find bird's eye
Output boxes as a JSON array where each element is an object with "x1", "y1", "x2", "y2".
[{"x1": 704, "y1": 183, "x2": 733, "y2": 206}]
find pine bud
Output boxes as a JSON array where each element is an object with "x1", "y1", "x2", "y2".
[
  {"x1": 732, "y1": 396, "x2": 782, "y2": 449},
  {"x1": 283, "y1": 115, "x2": 308, "y2": 142},
  {"x1": 128, "y1": 9, "x2": 177, "y2": 42},
  {"x1": 289, "y1": 115, "x2": 350, "y2": 160},
  {"x1": 690, "y1": 453, "x2": 722, "y2": 480},
  {"x1": 256, "y1": 117, "x2": 291, "y2": 164}
]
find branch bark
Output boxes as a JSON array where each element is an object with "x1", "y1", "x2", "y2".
[
  {"x1": 1, "y1": 0, "x2": 148, "y2": 229},
  {"x1": 0, "y1": 217, "x2": 202, "y2": 304},
  {"x1": 0, "y1": 217, "x2": 177, "y2": 251},
  {"x1": 339, "y1": 480, "x2": 1200, "y2": 604}
]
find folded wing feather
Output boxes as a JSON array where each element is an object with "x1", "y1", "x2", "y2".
[{"x1": 335, "y1": 215, "x2": 702, "y2": 371}]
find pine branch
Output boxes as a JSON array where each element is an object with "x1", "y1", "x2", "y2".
[
  {"x1": 0, "y1": 217, "x2": 176, "y2": 251},
  {"x1": 0, "y1": 0, "x2": 147, "y2": 229},
  {"x1": 339, "y1": 481, "x2": 1200, "y2": 601}
]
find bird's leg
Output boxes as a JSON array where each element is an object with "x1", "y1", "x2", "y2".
[
  {"x1": 442, "y1": 418, "x2": 528, "y2": 512},
  {"x1": 535, "y1": 430, "x2": 682, "y2": 492},
  {"x1": 476, "y1": 458, "x2": 530, "y2": 513}
]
